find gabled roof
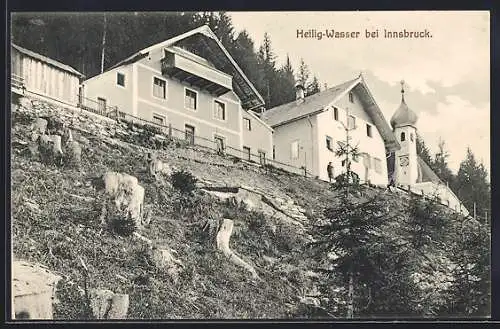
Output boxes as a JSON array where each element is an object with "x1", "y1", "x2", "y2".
[
  {"x1": 106, "y1": 25, "x2": 265, "y2": 111},
  {"x1": 261, "y1": 75, "x2": 400, "y2": 152},
  {"x1": 260, "y1": 77, "x2": 357, "y2": 127},
  {"x1": 12, "y1": 43, "x2": 84, "y2": 78}
]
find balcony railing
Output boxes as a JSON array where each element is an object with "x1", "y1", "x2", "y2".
[
  {"x1": 161, "y1": 50, "x2": 232, "y2": 96},
  {"x1": 77, "y1": 96, "x2": 118, "y2": 119},
  {"x1": 11, "y1": 74, "x2": 25, "y2": 94}
]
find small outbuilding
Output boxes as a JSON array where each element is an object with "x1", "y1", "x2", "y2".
[{"x1": 11, "y1": 43, "x2": 84, "y2": 107}]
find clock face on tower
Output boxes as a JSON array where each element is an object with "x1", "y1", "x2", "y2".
[{"x1": 399, "y1": 155, "x2": 409, "y2": 167}]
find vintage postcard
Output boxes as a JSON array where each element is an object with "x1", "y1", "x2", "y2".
[{"x1": 9, "y1": 11, "x2": 490, "y2": 320}]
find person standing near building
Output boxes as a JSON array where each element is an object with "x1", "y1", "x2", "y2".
[{"x1": 327, "y1": 162, "x2": 334, "y2": 183}]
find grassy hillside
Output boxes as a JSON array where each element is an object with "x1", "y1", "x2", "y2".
[{"x1": 10, "y1": 98, "x2": 490, "y2": 319}]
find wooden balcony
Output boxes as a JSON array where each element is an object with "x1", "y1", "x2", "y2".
[{"x1": 161, "y1": 49, "x2": 232, "y2": 96}]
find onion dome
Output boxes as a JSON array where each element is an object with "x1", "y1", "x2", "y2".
[{"x1": 390, "y1": 80, "x2": 418, "y2": 129}]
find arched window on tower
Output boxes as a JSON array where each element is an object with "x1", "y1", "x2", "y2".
[{"x1": 401, "y1": 132, "x2": 406, "y2": 141}]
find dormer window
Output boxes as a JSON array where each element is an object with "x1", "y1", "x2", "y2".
[
  {"x1": 349, "y1": 92, "x2": 354, "y2": 103},
  {"x1": 401, "y1": 132, "x2": 406, "y2": 142}
]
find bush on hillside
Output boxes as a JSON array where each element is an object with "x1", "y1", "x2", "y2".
[
  {"x1": 171, "y1": 169, "x2": 197, "y2": 195},
  {"x1": 108, "y1": 212, "x2": 137, "y2": 237}
]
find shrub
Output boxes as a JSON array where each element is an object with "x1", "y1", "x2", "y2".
[
  {"x1": 13, "y1": 111, "x2": 35, "y2": 126},
  {"x1": 171, "y1": 170, "x2": 197, "y2": 194},
  {"x1": 247, "y1": 211, "x2": 267, "y2": 233},
  {"x1": 54, "y1": 280, "x2": 94, "y2": 320},
  {"x1": 108, "y1": 213, "x2": 137, "y2": 237},
  {"x1": 275, "y1": 222, "x2": 302, "y2": 252},
  {"x1": 332, "y1": 171, "x2": 360, "y2": 191}
]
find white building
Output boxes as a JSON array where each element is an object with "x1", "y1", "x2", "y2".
[
  {"x1": 80, "y1": 25, "x2": 273, "y2": 163},
  {"x1": 261, "y1": 74, "x2": 400, "y2": 185},
  {"x1": 388, "y1": 82, "x2": 469, "y2": 216}
]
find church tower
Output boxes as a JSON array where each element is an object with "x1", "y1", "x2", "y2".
[{"x1": 390, "y1": 81, "x2": 419, "y2": 187}]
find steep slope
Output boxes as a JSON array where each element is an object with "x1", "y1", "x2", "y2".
[
  {"x1": 10, "y1": 97, "x2": 490, "y2": 319},
  {"x1": 11, "y1": 98, "x2": 341, "y2": 319}
]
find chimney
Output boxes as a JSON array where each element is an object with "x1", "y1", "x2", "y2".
[{"x1": 295, "y1": 83, "x2": 305, "y2": 104}]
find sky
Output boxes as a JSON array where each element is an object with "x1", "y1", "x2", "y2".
[{"x1": 230, "y1": 11, "x2": 490, "y2": 177}]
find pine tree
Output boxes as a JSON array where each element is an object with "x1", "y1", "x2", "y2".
[
  {"x1": 455, "y1": 148, "x2": 490, "y2": 222},
  {"x1": 306, "y1": 75, "x2": 321, "y2": 96},
  {"x1": 296, "y1": 58, "x2": 310, "y2": 87},
  {"x1": 275, "y1": 54, "x2": 296, "y2": 105},
  {"x1": 416, "y1": 133, "x2": 433, "y2": 166},
  {"x1": 406, "y1": 193, "x2": 449, "y2": 250},
  {"x1": 432, "y1": 138, "x2": 455, "y2": 187},
  {"x1": 232, "y1": 30, "x2": 265, "y2": 94},
  {"x1": 446, "y1": 217, "x2": 491, "y2": 316},
  {"x1": 257, "y1": 32, "x2": 277, "y2": 108},
  {"x1": 212, "y1": 12, "x2": 235, "y2": 48},
  {"x1": 333, "y1": 107, "x2": 361, "y2": 193}
]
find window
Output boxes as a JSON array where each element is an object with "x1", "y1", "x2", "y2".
[
  {"x1": 78, "y1": 86, "x2": 84, "y2": 106},
  {"x1": 366, "y1": 124, "x2": 372, "y2": 137},
  {"x1": 214, "y1": 136, "x2": 225, "y2": 154},
  {"x1": 326, "y1": 136, "x2": 333, "y2": 151},
  {"x1": 152, "y1": 114, "x2": 165, "y2": 125},
  {"x1": 374, "y1": 157, "x2": 382, "y2": 174},
  {"x1": 273, "y1": 145, "x2": 276, "y2": 159},
  {"x1": 244, "y1": 118, "x2": 252, "y2": 131},
  {"x1": 153, "y1": 77, "x2": 166, "y2": 99},
  {"x1": 214, "y1": 100, "x2": 226, "y2": 121},
  {"x1": 352, "y1": 153, "x2": 360, "y2": 163},
  {"x1": 185, "y1": 124, "x2": 195, "y2": 145},
  {"x1": 333, "y1": 107, "x2": 339, "y2": 121},
  {"x1": 410, "y1": 133, "x2": 414, "y2": 142},
  {"x1": 291, "y1": 140, "x2": 299, "y2": 159},
  {"x1": 258, "y1": 150, "x2": 266, "y2": 165},
  {"x1": 97, "y1": 97, "x2": 106, "y2": 114},
  {"x1": 117, "y1": 73, "x2": 125, "y2": 87},
  {"x1": 243, "y1": 146, "x2": 251, "y2": 161},
  {"x1": 401, "y1": 132, "x2": 406, "y2": 142},
  {"x1": 185, "y1": 88, "x2": 197, "y2": 110},
  {"x1": 347, "y1": 115, "x2": 356, "y2": 130},
  {"x1": 349, "y1": 91, "x2": 354, "y2": 103}
]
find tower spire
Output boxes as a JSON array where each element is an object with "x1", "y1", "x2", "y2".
[{"x1": 400, "y1": 80, "x2": 405, "y2": 103}]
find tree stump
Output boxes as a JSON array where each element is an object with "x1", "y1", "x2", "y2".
[
  {"x1": 90, "y1": 289, "x2": 129, "y2": 319},
  {"x1": 152, "y1": 247, "x2": 184, "y2": 283},
  {"x1": 216, "y1": 218, "x2": 260, "y2": 280}
]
